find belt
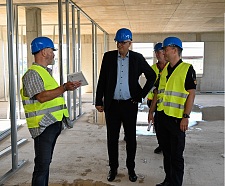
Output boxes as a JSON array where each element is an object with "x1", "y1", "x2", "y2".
[{"x1": 112, "y1": 98, "x2": 132, "y2": 103}]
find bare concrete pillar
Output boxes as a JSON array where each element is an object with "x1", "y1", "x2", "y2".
[{"x1": 26, "y1": 7, "x2": 42, "y2": 68}]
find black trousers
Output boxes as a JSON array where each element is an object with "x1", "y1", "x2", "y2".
[
  {"x1": 105, "y1": 99, "x2": 138, "y2": 171},
  {"x1": 157, "y1": 111, "x2": 185, "y2": 186}
]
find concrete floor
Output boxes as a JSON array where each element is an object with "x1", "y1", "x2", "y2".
[{"x1": 0, "y1": 93, "x2": 224, "y2": 186}]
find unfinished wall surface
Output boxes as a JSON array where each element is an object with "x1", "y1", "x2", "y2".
[
  {"x1": 25, "y1": 7, "x2": 42, "y2": 68},
  {"x1": 81, "y1": 34, "x2": 104, "y2": 94},
  {"x1": 200, "y1": 33, "x2": 224, "y2": 92}
]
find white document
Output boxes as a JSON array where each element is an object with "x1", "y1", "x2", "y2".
[{"x1": 67, "y1": 71, "x2": 88, "y2": 86}]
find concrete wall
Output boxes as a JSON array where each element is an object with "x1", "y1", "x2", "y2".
[{"x1": 200, "y1": 33, "x2": 224, "y2": 91}]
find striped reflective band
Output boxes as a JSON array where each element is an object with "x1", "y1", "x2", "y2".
[
  {"x1": 25, "y1": 104, "x2": 67, "y2": 118},
  {"x1": 158, "y1": 89, "x2": 165, "y2": 94},
  {"x1": 163, "y1": 102, "x2": 184, "y2": 109},
  {"x1": 164, "y1": 91, "x2": 188, "y2": 98},
  {"x1": 157, "y1": 99, "x2": 163, "y2": 103},
  {"x1": 22, "y1": 99, "x2": 39, "y2": 105}
]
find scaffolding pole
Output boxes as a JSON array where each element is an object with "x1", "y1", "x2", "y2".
[{"x1": 0, "y1": 1, "x2": 26, "y2": 184}]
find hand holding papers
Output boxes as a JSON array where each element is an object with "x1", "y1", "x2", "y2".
[
  {"x1": 147, "y1": 120, "x2": 155, "y2": 133},
  {"x1": 67, "y1": 71, "x2": 88, "y2": 86},
  {"x1": 147, "y1": 120, "x2": 152, "y2": 131}
]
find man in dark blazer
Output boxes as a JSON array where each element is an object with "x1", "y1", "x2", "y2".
[{"x1": 95, "y1": 28, "x2": 156, "y2": 182}]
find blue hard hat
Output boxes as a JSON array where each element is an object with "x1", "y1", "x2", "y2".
[
  {"x1": 31, "y1": 36, "x2": 57, "y2": 54},
  {"x1": 154, "y1": 43, "x2": 163, "y2": 51},
  {"x1": 162, "y1": 36, "x2": 183, "y2": 50},
  {"x1": 114, "y1": 28, "x2": 132, "y2": 42}
]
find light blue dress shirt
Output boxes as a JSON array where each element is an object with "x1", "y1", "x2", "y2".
[{"x1": 113, "y1": 52, "x2": 131, "y2": 100}]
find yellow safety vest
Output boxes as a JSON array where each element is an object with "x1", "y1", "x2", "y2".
[
  {"x1": 147, "y1": 64, "x2": 159, "y2": 100},
  {"x1": 147, "y1": 63, "x2": 168, "y2": 100},
  {"x1": 20, "y1": 65, "x2": 69, "y2": 129},
  {"x1": 157, "y1": 62, "x2": 191, "y2": 118}
]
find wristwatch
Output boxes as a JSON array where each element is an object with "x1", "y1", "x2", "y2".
[
  {"x1": 63, "y1": 83, "x2": 67, "y2": 91},
  {"x1": 183, "y1": 113, "x2": 190, "y2": 118}
]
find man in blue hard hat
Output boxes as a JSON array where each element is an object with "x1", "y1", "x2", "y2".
[
  {"x1": 154, "y1": 37, "x2": 196, "y2": 186},
  {"x1": 95, "y1": 28, "x2": 156, "y2": 182},
  {"x1": 20, "y1": 36, "x2": 81, "y2": 186},
  {"x1": 147, "y1": 42, "x2": 168, "y2": 154}
]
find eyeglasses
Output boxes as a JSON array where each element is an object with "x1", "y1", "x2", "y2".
[
  {"x1": 116, "y1": 41, "x2": 130, "y2": 45},
  {"x1": 163, "y1": 45, "x2": 177, "y2": 51}
]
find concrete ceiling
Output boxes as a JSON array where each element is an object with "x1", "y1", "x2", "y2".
[
  {"x1": 73, "y1": 0, "x2": 225, "y2": 34},
  {"x1": 0, "y1": 0, "x2": 224, "y2": 35}
]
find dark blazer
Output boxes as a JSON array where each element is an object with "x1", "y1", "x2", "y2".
[{"x1": 95, "y1": 50, "x2": 156, "y2": 111}]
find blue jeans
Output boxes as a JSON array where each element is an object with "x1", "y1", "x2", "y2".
[{"x1": 32, "y1": 121, "x2": 62, "y2": 186}]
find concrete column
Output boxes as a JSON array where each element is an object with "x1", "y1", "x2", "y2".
[{"x1": 25, "y1": 7, "x2": 42, "y2": 68}]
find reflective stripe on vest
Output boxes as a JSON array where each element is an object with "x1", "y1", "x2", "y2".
[
  {"x1": 157, "y1": 98, "x2": 162, "y2": 104},
  {"x1": 163, "y1": 100, "x2": 185, "y2": 109},
  {"x1": 157, "y1": 62, "x2": 190, "y2": 118},
  {"x1": 25, "y1": 104, "x2": 67, "y2": 118},
  {"x1": 164, "y1": 91, "x2": 188, "y2": 98},
  {"x1": 22, "y1": 99, "x2": 39, "y2": 105},
  {"x1": 158, "y1": 89, "x2": 165, "y2": 94}
]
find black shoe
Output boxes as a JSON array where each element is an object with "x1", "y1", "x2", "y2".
[
  {"x1": 128, "y1": 170, "x2": 137, "y2": 182},
  {"x1": 154, "y1": 146, "x2": 162, "y2": 154},
  {"x1": 107, "y1": 169, "x2": 117, "y2": 182},
  {"x1": 156, "y1": 181, "x2": 170, "y2": 186}
]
